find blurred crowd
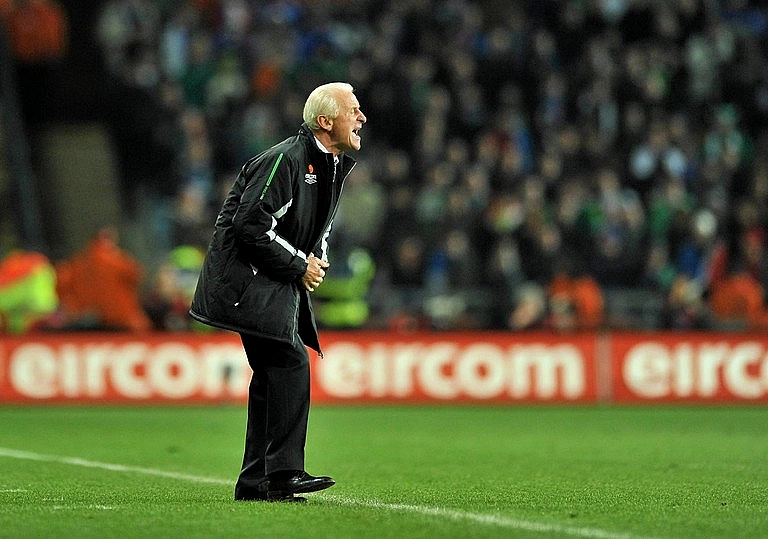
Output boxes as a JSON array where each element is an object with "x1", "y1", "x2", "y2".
[{"x1": 2, "y1": 0, "x2": 768, "y2": 334}]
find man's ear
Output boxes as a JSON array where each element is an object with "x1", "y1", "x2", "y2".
[{"x1": 317, "y1": 115, "x2": 333, "y2": 131}]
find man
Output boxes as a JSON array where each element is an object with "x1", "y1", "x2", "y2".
[{"x1": 190, "y1": 82, "x2": 366, "y2": 502}]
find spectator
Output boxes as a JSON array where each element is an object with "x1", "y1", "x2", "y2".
[
  {"x1": 675, "y1": 209, "x2": 728, "y2": 292},
  {"x1": 709, "y1": 264, "x2": 768, "y2": 331},
  {"x1": 732, "y1": 198, "x2": 768, "y2": 295},
  {"x1": 580, "y1": 167, "x2": 647, "y2": 286},
  {"x1": 547, "y1": 264, "x2": 605, "y2": 333},
  {"x1": 54, "y1": 226, "x2": 151, "y2": 332},
  {"x1": 143, "y1": 245, "x2": 205, "y2": 331},
  {"x1": 4, "y1": 0, "x2": 68, "y2": 126},
  {"x1": 170, "y1": 184, "x2": 213, "y2": 251},
  {"x1": 507, "y1": 281, "x2": 547, "y2": 331},
  {"x1": 5, "y1": 0, "x2": 67, "y2": 63},
  {"x1": 0, "y1": 250, "x2": 58, "y2": 333},
  {"x1": 331, "y1": 160, "x2": 387, "y2": 252},
  {"x1": 661, "y1": 273, "x2": 713, "y2": 330}
]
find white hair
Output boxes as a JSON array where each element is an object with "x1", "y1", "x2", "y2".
[{"x1": 303, "y1": 82, "x2": 354, "y2": 130}]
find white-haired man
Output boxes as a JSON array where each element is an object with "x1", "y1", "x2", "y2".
[{"x1": 191, "y1": 82, "x2": 366, "y2": 502}]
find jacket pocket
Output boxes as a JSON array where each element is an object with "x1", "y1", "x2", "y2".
[
  {"x1": 233, "y1": 265, "x2": 258, "y2": 307},
  {"x1": 235, "y1": 271, "x2": 299, "y2": 339}
]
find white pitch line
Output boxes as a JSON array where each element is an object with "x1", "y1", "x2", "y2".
[
  {"x1": 50, "y1": 505, "x2": 115, "y2": 511},
  {"x1": 316, "y1": 494, "x2": 647, "y2": 539},
  {"x1": 0, "y1": 447, "x2": 229, "y2": 485},
  {"x1": 0, "y1": 447, "x2": 650, "y2": 539}
]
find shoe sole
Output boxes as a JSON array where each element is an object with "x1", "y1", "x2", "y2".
[
  {"x1": 269, "y1": 478, "x2": 335, "y2": 498},
  {"x1": 270, "y1": 495, "x2": 307, "y2": 503},
  {"x1": 236, "y1": 495, "x2": 308, "y2": 503}
]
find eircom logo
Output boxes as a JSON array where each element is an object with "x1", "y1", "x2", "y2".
[
  {"x1": 622, "y1": 341, "x2": 768, "y2": 400},
  {"x1": 314, "y1": 341, "x2": 591, "y2": 402},
  {"x1": 3, "y1": 341, "x2": 250, "y2": 401}
]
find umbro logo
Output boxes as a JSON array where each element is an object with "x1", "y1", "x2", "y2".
[{"x1": 305, "y1": 163, "x2": 317, "y2": 184}]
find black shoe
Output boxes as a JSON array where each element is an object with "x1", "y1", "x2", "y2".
[
  {"x1": 234, "y1": 481, "x2": 267, "y2": 501},
  {"x1": 267, "y1": 471, "x2": 335, "y2": 498}
]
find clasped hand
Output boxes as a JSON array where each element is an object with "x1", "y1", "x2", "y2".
[{"x1": 302, "y1": 254, "x2": 329, "y2": 292}]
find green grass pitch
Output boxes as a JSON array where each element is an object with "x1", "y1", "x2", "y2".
[{"x1": 0, "y1": 404, "x2": 766, "y2": 538}]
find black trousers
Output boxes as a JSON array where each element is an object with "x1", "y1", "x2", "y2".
[{"x1": 235, "y1": 333, "x2": 310, "y2": 494}]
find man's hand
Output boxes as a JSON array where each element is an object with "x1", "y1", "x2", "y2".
[{"x1": 302, "y1": 254, "x2": 330, "y2": 292}]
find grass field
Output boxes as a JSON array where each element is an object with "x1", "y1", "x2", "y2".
[{"x1": 0, "y1": 404, "x2": 766, "y2": 538}]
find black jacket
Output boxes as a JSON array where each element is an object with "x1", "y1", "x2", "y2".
[{"x1": 189, "y1": 123, "x2": 356, "y2": 353}]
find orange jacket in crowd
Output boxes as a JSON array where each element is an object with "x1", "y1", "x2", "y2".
[
  {"x1": 547, "y1": 273, "x2": 605, "y2": 332},
  {"x1": 56, "y1": 228, "x2": 151, "y2": 332},
  {"x1": 709, "y1": 272, "x2": 768, "y2": 330},
  {"x1": 2, "y1": 0, "x2": 67, "y2": 62}
]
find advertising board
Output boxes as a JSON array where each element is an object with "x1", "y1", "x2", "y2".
[
  {"x1": 611, "y1": 333, "x2": 768, "y2": 403},
  {"x1": 1, "y1": 331, "x2": 766, "y2": 404}
]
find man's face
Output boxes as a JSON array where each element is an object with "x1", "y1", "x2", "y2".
[{"x1": 327, "y1": 91, "x2": 366, "y2": 153}]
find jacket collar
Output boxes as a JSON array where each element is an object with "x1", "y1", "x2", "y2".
[{"x1": 299, "y1": 123, "x2": 356, "y2": 170}]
